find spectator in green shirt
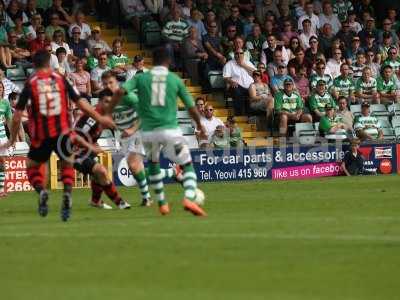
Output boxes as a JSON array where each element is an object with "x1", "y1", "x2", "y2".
[
  {"x1": 107, "y1": 38, "x2": 130, "y2": 75},
  {"x1": 308, "y1": 80, "x2": 336, "y2": 121},
  {"x1": 318, "y1": 104, "x2": 349, "y2": 137},
  {"x1": 86, "y1": 43, "x2": 102, "y2": 71},
  {"x1": 274, "y1": 78, "x2": 312, "y2": 136},
  {"x1": 377, "y1": 65, "x2": 400, "y2": 104},
  {"x1": 211, "y1": 125, "x2": 230, "y2": 149}
]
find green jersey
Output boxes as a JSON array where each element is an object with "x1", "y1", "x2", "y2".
[
  {"x1": 355, "y1": 77, "x2": 377, "y2": 95},
  {"x1": 354, "y1": 114, "x2": 380, "y2": 138},
  {"x1": 309, "y1": 74, "x2": 333, "y2": 91},
  {"x1": 309, "y1": 92, "x2": 336, "y2": 113},
  {"x1": 377, "y1": 76, "x2": 397, "y2": 94},
  {"x1": 382, "y1": 58, "x2": 400, "y2": 73},
  {"x1": 108, "y1": 54, "x2": 130, "y2": 69},
  {"x1": 333, "y1": 0, "x2": 353, "y2": 22},
  {"x1": 113, "y1": 92, "x2": 139, "y2": 130},
  {"x1": 0, "y1": 99, "x2": 11, "y2": 139},
  {"x1": 274, "y1": 90, "x2": 303, "y2": 113},
  {"x1": 332, "y1": 75, "x2": 355, "y2": 97},
  {"x1": 86, "y1": 56, "x2": 99, "y2": 70},
  {"x1": 319, "y1": 115, "x2": 343, "y2": 135},
  {"x1": 122, "y1": 66, "x2": 194, "y2": 131}
]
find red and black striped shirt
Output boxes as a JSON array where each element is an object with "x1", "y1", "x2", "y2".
[{"x1": 16, "y1": 69, "x2": 81, "y2": 147}]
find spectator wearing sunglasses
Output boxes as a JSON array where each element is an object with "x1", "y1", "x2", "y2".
[
  {"x1": 197, "y1": 104, "x2": 224, "y2": 148},
  {"x1": 29, "y1": 25, "x2": 47, "y2": 55},
  {"x1": 68, "y1": 26, "x2": 89, "y2": 58}
]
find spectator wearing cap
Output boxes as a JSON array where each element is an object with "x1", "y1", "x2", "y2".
[
  {"x1": 260, "y1": 34, "x2": 290, "y2": 67},
  {"x1": 43, "y1": 0, "x2": 73, "y2": 27},
  {"x1": 68, "y1": 26, "x2": 89, "y2": 58},
  {"x1": 310, "y1": 60, "x2": 333, "y2": 92},
  {"x1": 332, "y1": 63, "x2": 356, "y2": 104},
  {"x1": 341, "y1": 139, "x2": 365, "y2": 176},
  {"x1": 45, "y1": 12, "x2": 65, "y2": 40},
  {"x1": 86, "y1": 43, "x2": 103, "y2": 71},
  {"x1": 350, "y1": 52, "x2": 366, "y2": 81},
  {"x1": 126, "y1": 55, "x2": 148, "y2": 81},
  {"x1": 336, "y1": 96, "x2": 354, "y2": 129},
  {"x1": 29, "y1": 25, "x2": 47, "y2": 55},
  {"x1": 309, "y1": 79, "x2": 337, "y2": 121},
  {"x1": 223, "y1": 49, "x2": 256, "y2": 115},
  {"x1": 319, "y1": 104, "x2": 349, "y2": 137},
  {"x1": 87, "y1": 26, "x2": 111, "y2": 55},
  {"x1": 270, "y1": 63, "x2": 292, "y2": 94},
  {"x1": 274, "y1": 78, "x2": 312, "y2": 136},
  {"x1": 319, "y1": 1, "x2": 341, "y2": 35},
  {"x1": 355, "y1": 67, "x2": 379, "y2": 104},
  {"x1": 345, "y1": 36, "x2": 363, "y2": 65},
  {"x1": 354, "y1": 102, "x2": 383, "y2": 141},
  {"x1": 68, "y1": 10, "x2": 91, "y2": 40},
  {"x1": 377, "y1": 65, "x2": 400, "y2": 104},
  {"x1": 382, "y1": 46, "x2": 400, "y2": 75},
  {"x1": 90, "y1": 51, "x2": 110, "y2": 95},
  {"x1": 335, "y1": 20, "x2": 356, "y2": 50},
  {"x1": 249, "y1": 70, "x2": 274, "y2": 121},
  {"x1": 203, "y1": 21, "x2": 226, "y2": 70},
  {"x1": 299, "y1": 19, "x2": 317, "y2": 49},
  {"x1": 297, "y1": 2, "x2": 319, "y2": 34},
  {"x1": 332, "y1": 0, "x2": 353, "y2": 23}
]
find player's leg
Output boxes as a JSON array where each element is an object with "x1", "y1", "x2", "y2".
[
  {"x1": 126, "y1": 132, "x2": 152, "y2": 206},
  {"x1": 144, "y1": 165, "x2": 183, "y2": 183},
  {"x1": 91, "y1": 163, "x2": 130, "y2": 209},
  {"x1": 163, "y1": 130, "x2": 206, "y2": 216}
]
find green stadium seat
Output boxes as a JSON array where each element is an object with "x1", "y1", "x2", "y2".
[
  {"x1": 392, "y1": 116, "x2": 400, "y2": 128},
  {"x1": 180, "y1": 124, "x2": 195, "y2": 135},
  {"x1": 208, "y1": 71, "x2": 225, "y2": 89},
  {"x1": 388, "y1": 103, "x2": 400, "y2": 115},
  {"x1": 177, "y1": 110, "x2": 190, "y2": 119},
  {"x1": 350, "y1": 104, "x2": 361, "y2": 117},
  {"x1": 25, "y1": 68, "x2": 34, "y2": 76},
  {"x1": 6, "y1": 67, "x2": 26, "y2": 81},
  {"x1": 378, "y1": 118, "x2": 391, "y2": 128},
  {"x1": 295, "y1": 123, "x2": 317, "y2": 145},
  {"x1": 370, "y1": 104, "x2": 389, "y2": 117},
  {"x1": 382, "y1": 127, "x2": 395, "y2": 141}
]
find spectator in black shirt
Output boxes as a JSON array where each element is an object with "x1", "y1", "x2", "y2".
[
  {"x1": 335, "y1": 20, "x2": 356, "y2": 50},
  {"x1": 68, "y1": 27, "x2": 89, "y2": 58},
  {"x1": 341, "y1": 139, "x2": 365, "y2": 176},
  {"x1": 222, "y1": 5, "x2": 244, "y2": 35}
]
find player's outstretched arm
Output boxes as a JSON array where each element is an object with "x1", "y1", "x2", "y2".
[
  {"x1": 76, "y1": 98, "x2": 116, "y2": 129},
  {"x1": 3, "y1": 110, "x2": 22, "y2": 148},
  {"x1": 188, "y1": 106, "x2": 206, "y2": 139}
]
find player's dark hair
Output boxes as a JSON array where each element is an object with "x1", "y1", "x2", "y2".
[
  {"x1": 153, "y1": 47, "x2": 170, "y2": 66},
  {"x1": 98, "y1": 88, "x2": 114, "y2": 100},
  {"x1": 55, "y1": 47, "x2": 67, "y2": 56},
  {"x1": 33, "y1": 49, "x2": 50, "y2": 68},
  {"x1": 8, "y1": 91, "x2": 18, "y2": 101},
  {"x1": 101, "y1": 70, "x2": 117, "y2": 81}
]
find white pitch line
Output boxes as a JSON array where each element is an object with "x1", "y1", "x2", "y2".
[{"x1": 0, "y1": 232, "x2": 400, "y2": 242}]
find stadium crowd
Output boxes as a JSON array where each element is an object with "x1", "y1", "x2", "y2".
[{"x1": 0, "y1": 0, "x2": 398, "y2": 147}]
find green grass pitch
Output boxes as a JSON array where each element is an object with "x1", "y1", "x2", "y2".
[{"x1": 1, "y1": 176, "x2": 400, "y2": 300}]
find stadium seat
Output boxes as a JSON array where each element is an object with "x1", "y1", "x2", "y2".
[
  {"x1": 97, "y1": 138, "x2": 117, "y2": 151},
  {"x1": 370, "y1": 104, "x2": 390, "y2": 117},
  {"x1": 295, "y1": 123, "x2": 317, "y2": 145},
  {"x1": 180, "y1": 124, "x2": 195, "y2": 135},
  {"x1": 388, "y1": 103, "x2": 400, "y2": 115},
  {"x1": 382, "y1": 127, "x2": 395, "y2": 141},
  {"x1": 378, "y1": 118, "x2": 392, "y2": 129},
  {"x1": 141, "y1": 19, "x2": 161, "y2": 47},
  {"x1": 208, "y1": 71, "x2": 225, "y2": 90},
  {"x1": 7, "y1": 67, "x2": 26, "y2": 81},
  {"x1": 395, "y1": 127, "x2": 400, "y2": 139},
  {"x1": 392, "y1": 116, "x2": 400, "y2": 129},
  {"x1": 177, "y1": 110, "x2": 190, "y2": 119},
  {"x1": 314, "y1": 122, "x2": 319, "y2": 130},
  {"x1": 100, "y1": 129, "x2": 114, "y2": 138},
  {"x1": 350, "y1": 104, "x2": 361, "y2": 117},
  {"x1": 25, "y1": 68, "x2": 34, "y2": 76}
]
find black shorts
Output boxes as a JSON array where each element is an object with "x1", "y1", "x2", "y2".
[
  {"x1": 73, "y1": 154, "x2": 97, "y2": 175},
  {"x1": 28, "y1": 135, "x2": 73, "y2": 163}
]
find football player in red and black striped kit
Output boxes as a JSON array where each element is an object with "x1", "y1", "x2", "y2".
[
  {"x1": 5, "y1": 50, "x2": 115, "y2": 221},
  {"x1": 73, "y1": 88, "x2": 130, "y2": 210}
]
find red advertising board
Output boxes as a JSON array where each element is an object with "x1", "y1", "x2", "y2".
[{"x1": 4, "y1": 156, "x2": 33, "y2": 192}]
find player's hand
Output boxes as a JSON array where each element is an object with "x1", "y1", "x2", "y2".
[
  {"x1": 99, "y1": 115, "x2": 116, "y2": 130},
  {"x1": 91, "y1": 144, "x2": 104, "y2": 155},
  {"x1": 197, "y1": 124, "x2": 207, "y2": 140}
]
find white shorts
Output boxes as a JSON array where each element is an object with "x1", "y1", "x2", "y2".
[
  {"x1": 141, "y1": 128, "x2": 192, "y2": 165},
  {"x1": 119, "y1": 131, "x2": 145, "y2": 156},
  {"x1": 0, "y1": 137, "x2": 10, "y2": 157}
]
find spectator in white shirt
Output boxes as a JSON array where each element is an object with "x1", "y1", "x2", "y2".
[
  {"x1": 198, "y1": 104, "x2": 225, "y2": 148},
  {"x1": 299, "y1": 19, "x2": 318, "y2": 49},
  {"x1": 0, "y1": 70, "x2": 20, "y2": 100},
  {"x1": 126, "y1": 55, "x2": 148, "y2": 81},
  {"x1": 260, "y1": 34, "x2": 290, "y2": 66},
  {"x1": 45, "y1": 44, "x2": 60, "y2": 70},
  {"x1": 91, "y1": 52, "x2": 110, "y2": 95},
  {"x1": 55, "y1": 47, "x2": 72, "y2": 75},
  {"x1": 326, "y1": 48, "x2": 343, "y2": 79},
  {"x1": 298, "y1": 2, "x2": 319, "y2": 34},
  {"x1": 223, "y1": 50, "x2": 256, "y2": 115},
  {"x1": 68, "y1": 11, "x2": 91, "y2": 40},
  {"x1": 319, "y1": 1, "x2": 341, "y2": 35}
]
